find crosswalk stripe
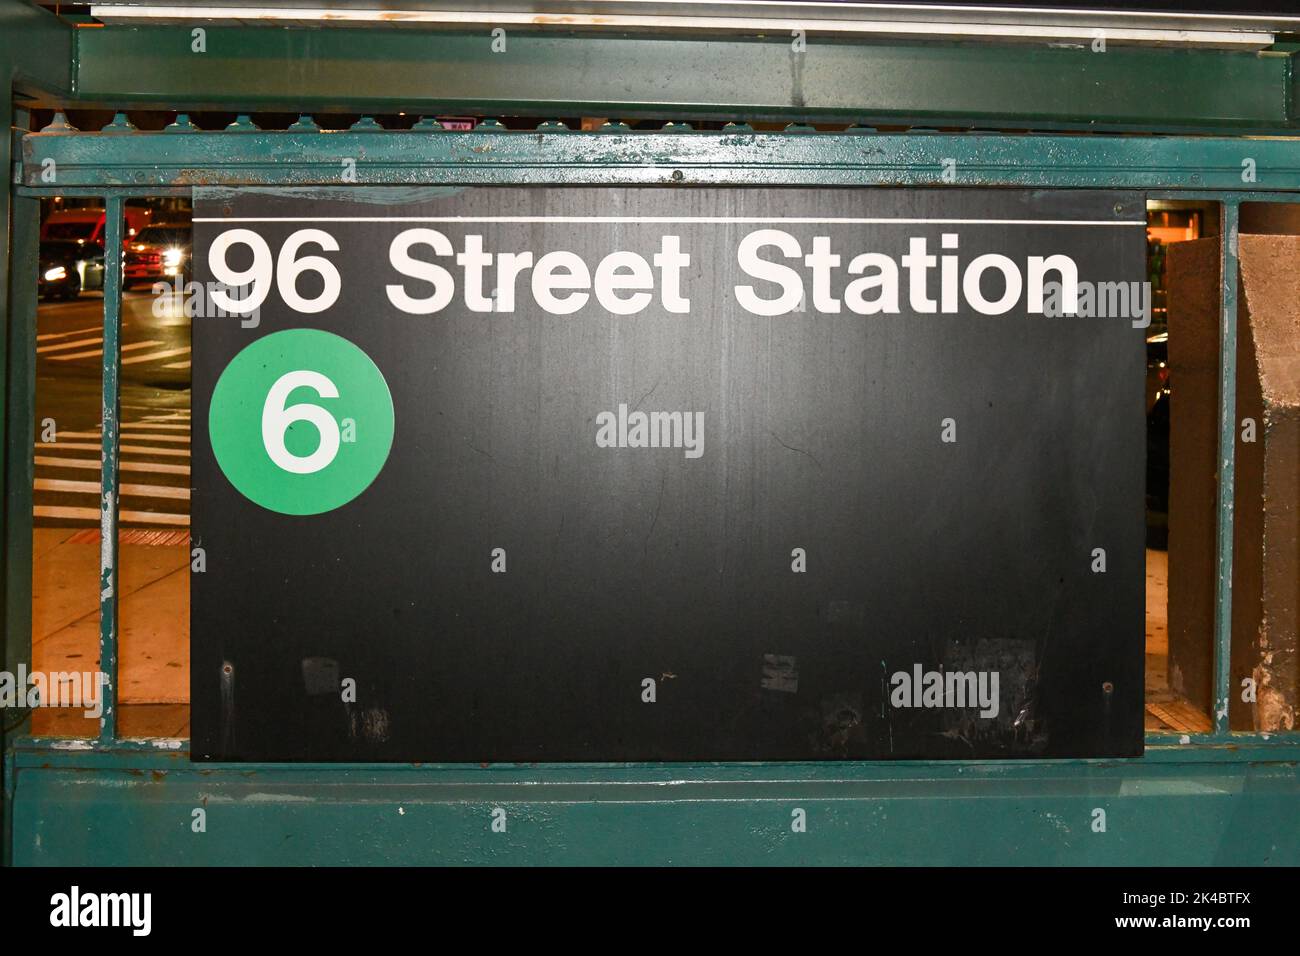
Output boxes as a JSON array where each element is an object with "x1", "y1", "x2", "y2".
[
  {"x1": 37, "y1": 336, "x2": 103, "y2": 354},
  {"x1": 56, "y1": 430, "x2": 190, "y2": 444},
  {"x1": 36, "y1": 441, "x2": 190, "y2": 458},
  {"x1": 35, "y1": 455, "x2": 191, "y2": 476},
  {"x1": 48, "y1": 340, "x2": 164, "y2": 361},
  {"x1": 34, "y1": 505, "x2": 188, "y2": 526},
  {"x1": 64, "y1": 529, "x2": 192, "y2": 547},
  {"x1": 121, "y1": 346, "x2": 191, "y2": 366},
  {"x1": 35, "y1": 399, "x2": 193, "y2": 526},
  {"x1": 35, "y1": 478, "x2": 190, "y2": 501},
  {"x1": 37, "y1": 325, "x2": 101, "y2": 342}
]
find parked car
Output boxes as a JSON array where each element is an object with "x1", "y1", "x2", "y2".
[
  {"x1": 38, "y1": 240, "x2": 105, "y2": 300},
  {"x1": 124, "y1": 223, "x2": 192, "y2": 289}
]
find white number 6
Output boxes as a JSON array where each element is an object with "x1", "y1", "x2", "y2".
[
  {"x1": 277, "y1": 229, "x2": 341, "y2": 314},
  {"x1": 262, "y1": 370, "x2": 341, "y2": 474}
]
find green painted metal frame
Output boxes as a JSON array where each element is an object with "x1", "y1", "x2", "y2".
[
  {"x1": 5, "y1": 124, "x2": 1298, "y2": 865},
  {"x1": 18, "y1": 127, "x2": 1300, "y2": 190},
  {"x1": 1214, "y1": 202, "x2": 1240, "y2": 737},
  {"x1": 98, "y1": 196, "x2": 123, "y2": 745},
  {"x1": 7, "y1": 739, "x2": 1300, "y2": 865},
  {"x1": 2, "y1": 0, "x2": 1299, "y2": 863},
  {"x1": 0, "y1": 0, "x2": 73, "y2": 869}
]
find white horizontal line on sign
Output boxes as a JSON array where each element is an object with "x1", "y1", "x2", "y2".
[{"x1": 194, "y1": 216, "x2": 1147, "y2": 226}]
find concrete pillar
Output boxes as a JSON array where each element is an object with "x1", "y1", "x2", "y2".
[
  {"x1": 1234, "y1": 235, "x2": 1299, "y2": 731},
  {"x1": 1166, "y1": 234, "x2": 1299, "y2": 731}
]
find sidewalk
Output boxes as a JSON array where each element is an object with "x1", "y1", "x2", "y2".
[{"x1": 32, "y1": 527, "x2": 189, "y2": 705}]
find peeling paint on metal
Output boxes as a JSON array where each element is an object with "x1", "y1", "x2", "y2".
[{"x1": 241, "y1": 792, "x2": 316, "y2": 803}]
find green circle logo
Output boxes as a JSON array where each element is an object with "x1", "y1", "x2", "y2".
[{"x1": 209, "y1": 329, "x2": 394, "y2": 515}]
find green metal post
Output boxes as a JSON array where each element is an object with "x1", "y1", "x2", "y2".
[
  {"x1": 1213, "y1": 201, "x2": 1240, "y2": 735},
  {"x1": 1, "y1": 0, "x2": 74, "y2": 864},
  {"x1": 1, "y1": 44, "x2": 13, "y2": 880},
  {"x1": 5, "y1": 107, "x2": 39, "y2": 699},
  {"x1": 99, "y1": 195, "x2": 123, "y2": 743},
  {"x1": 4, "y1": 189, "x2": 38, "y2": 684}
]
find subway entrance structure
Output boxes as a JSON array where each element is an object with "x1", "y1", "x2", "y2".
[{"x1": 2, "y1": 0, "x2": 1299, "y2": 865}]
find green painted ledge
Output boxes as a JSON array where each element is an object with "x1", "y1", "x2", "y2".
[{"x1": 8, "y1": 739, "x2": 1298, "y2": 865}]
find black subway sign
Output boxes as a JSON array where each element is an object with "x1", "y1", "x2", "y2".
[{"x1": 191, "y1": 186, "x2": 1146, "y2": 762}]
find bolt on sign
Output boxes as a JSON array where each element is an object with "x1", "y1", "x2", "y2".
[{"x1": 191, "y1": 186, "x2": 1146, "y2": 762}]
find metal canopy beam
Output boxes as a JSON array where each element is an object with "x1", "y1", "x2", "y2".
[
  {"x1": 1, "y1": 2, "x2": 73, "y2": 100},
  {"x1": 20, "y1": 128, "x2": 1300, "y2": 191},
  {"x1": 65, "y1": 24, "x2": 1300, "y2": 132}
]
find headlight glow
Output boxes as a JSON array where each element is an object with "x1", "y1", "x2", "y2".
[
  {"x1": 44, "y1": 266, "x2": 66, "y2": 282},
  {"x1": 163, "y1": 248, "x2": 183, "y2": 267}
]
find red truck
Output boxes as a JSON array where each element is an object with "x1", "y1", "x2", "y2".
[{"x1": 40, "y1": 205, "x2": 154, "y2": 246}]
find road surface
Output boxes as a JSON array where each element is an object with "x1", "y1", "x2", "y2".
[{"x1": 35, "y1": 290, "x2": 191, "y2": 528}]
